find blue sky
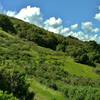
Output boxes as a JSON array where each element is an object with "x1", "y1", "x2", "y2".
[
  {"x1": 0, "y1": 0, "x2": 100, "y2": 43},
  {"x1": 0, "y1": 0, "x2": 99, "y2": 26}
]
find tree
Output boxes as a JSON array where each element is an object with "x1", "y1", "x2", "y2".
[
  {"x1": 0, "y1": 14, "x2": 16, "y2": 33},
  {"x1": 79, "y1": 53, "x2": 89, "y2": 64},
  {"x1": 0, "y1": 67, "x2": 35, "y2": 100}
]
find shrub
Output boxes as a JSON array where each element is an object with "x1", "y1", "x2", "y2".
[{"x1": 0, "y1": 67, "x2": 35, "y2": 100}]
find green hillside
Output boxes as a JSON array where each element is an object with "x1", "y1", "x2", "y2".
[
  {"x1": 0, "y1": 14, "x2": 99, "y2": 67},
  {"x1": 0, "y1": 14, "x2": 100, "y2": 100}
]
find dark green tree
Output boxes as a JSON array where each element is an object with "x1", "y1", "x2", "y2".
[
  {"x1": 0, "y1": 68, "x2": 35, "y2": 100},
  {"x1": 0, "y1": 14, "x2": 16, "y2": 33}
]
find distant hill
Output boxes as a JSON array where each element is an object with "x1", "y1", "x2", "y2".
[{"x1": 0, "y1": 14, "x2": 100, "y2": 100}]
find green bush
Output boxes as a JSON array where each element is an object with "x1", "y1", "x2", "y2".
[
  {"x1": 0, "y1": 91, "x2": 17, "y2": 100},
  {"x1": 0, "y1": 67, "x2": 35, "y2": 100},
  {"x1": 63, "y1": 86, "x2": 100, "y2": 100}
]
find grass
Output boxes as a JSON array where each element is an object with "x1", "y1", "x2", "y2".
[
  {"x1": 28, "y1": 78, "x2": 66, "y2": 100},
  {"x1": 63, "y1": 57, "x2": 99, "y2": 79},
  {"x1": 44, "y1": 52, "x2": 99, "y2": 79}
]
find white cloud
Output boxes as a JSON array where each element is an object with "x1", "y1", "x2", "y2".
[
  {"x1": 93, "y1": 28, "x2": 100, "y2": 33},
  {"x1": 94, "y1": 13, "x2": 100, "y2": 21},
  {"x1": 70, "y1": 24, "x2": 79, "y2": 31},
  {"x1": 6, "y1": 11, "x2": 16, "y2": 17},
  {"x1": 7, "y1": 6, "x2": 43, "y2": 27},
  {"x1": 81, "y1": 22, "x2": 93, "y2": 33},
  {"x1": 81, "y1": 22, "x2": 99, "y2": 33},
  {"x1": 94, "y1": 5, "x2": 100, "y2": 21},
  {"x1": 44, "y1": 27, "x2": 61, "y2": 33},
  {"x1": 63, "y1": 30, "x2": 100, "y2": 43},
  {"x1": 44, "y1": 17, "x2": 63, "y2": 34},
  {"x1": 44, "y1": 17, "x2": 62, "y2": 28},
  {"x1": 60, "y1": 28, "x2": 70, "y2": 34},
  {"x1": 63, "y1": 31, "x2": 91, "y2": 41}
]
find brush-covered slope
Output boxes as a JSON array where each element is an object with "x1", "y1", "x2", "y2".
[
  {"x1": 0, "y1": 28, "x2": 100, "y2": 100},
  {"x1": 0, "y1": 14, "x2": 100, "y2": 100},
  {"x1": 0, "y1": 14, "x2": 100, "y2": 67}
]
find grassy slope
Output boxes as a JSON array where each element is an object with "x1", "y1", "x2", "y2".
[
  {"x1": 0, "y1": 29, "x2": 100, "y2": 99},
  {"x1": 0, "y1": 29, "x2": 99, "y2": 79},
  {"x1": 28, "y1": 79, "x2": 66, "y2": 100},
  {"x1": 43, "y1": 51, "x2": 99, "y2": 79},
  {"x1": 63, "y1": 58, "x2": 99, "y2": 79}
]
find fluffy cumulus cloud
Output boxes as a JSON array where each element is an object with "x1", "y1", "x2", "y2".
[
  {"x1": 44, "y1": 17, "x2": 62, "y2": 28},
  {"x1": 94, "y1": 5, "x2": 100, "y2": 21},
  {"x1": 82, "y1": 22, "x2": 93, "y2": 33},
  {"x1": 6, "y1": 11, "x2": 16, "y2": 16},
  {"x1": 68, "y1": 31, "x2": 100, "y2": 43},
  {"x1": 60, "y1": 28, "x2": 70, "y2": 34},
  {"x1": 70, "y1": 24, "x2": 79, "y2": 31},
  {"x1": 44, "y1": 17, "x2": 63, "y2": 33},
  {"x1": 81, "y1": 22, "x2": 100, "y2": 33},
  {"x1": 95, "y1": 13, "x2": 100, "y2": 21},
  {"x1": 0, "y1": 5, "x2": 100, "y2": 43},
  {"x1": 93, "y1": 28, "x2": 100, "y2": 33},
  {"x1": 7, "y1": 6, "x2": 43, "y2": 27}
]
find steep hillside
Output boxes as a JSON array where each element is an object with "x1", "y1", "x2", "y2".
[
  {"x1": 0, "y1": 28, "x2": 100, "y2": 100},
  {"x1": 0, "y1": 14, "x2": 100, "y2": 67},
  {"x1": 0, "y1": 14, "x2": 100, "y2": 100}
]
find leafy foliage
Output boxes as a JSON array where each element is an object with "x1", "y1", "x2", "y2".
[
  {"x1": 0, "y1": 66, "x2": 35, "y2": 100},
  {"x1": 0, "y1": 91, "x2": 17, "y2": 100}
]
